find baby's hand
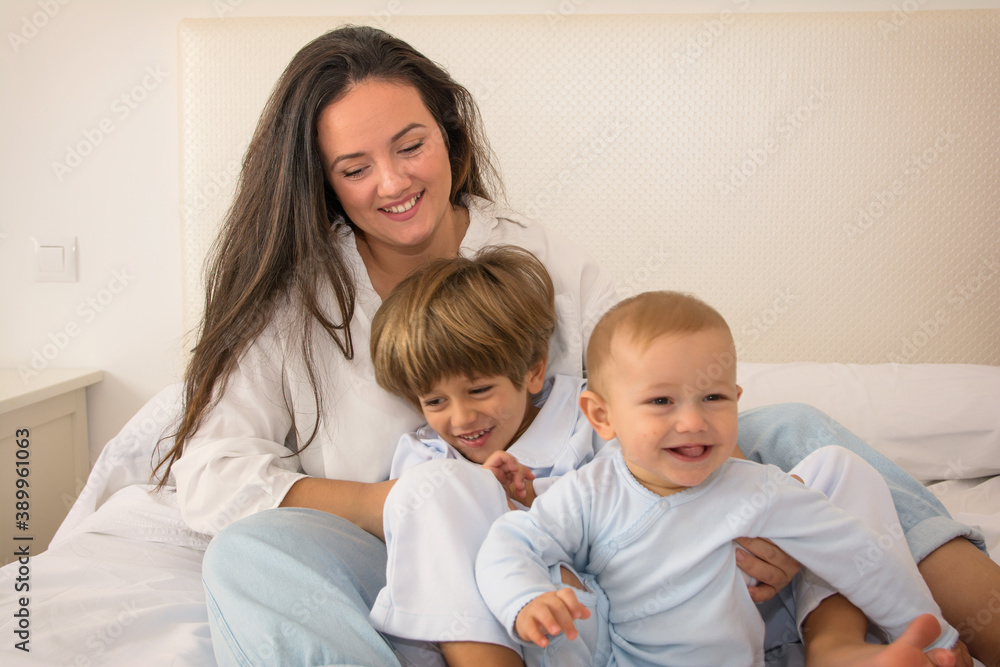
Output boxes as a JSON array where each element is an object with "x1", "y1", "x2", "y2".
[
  {"x1": 514, "y1": 589, "x2": 591, "y2": 648},
  {"x1": 482, "y1": 451, "x2": 534, "y2": 503}
]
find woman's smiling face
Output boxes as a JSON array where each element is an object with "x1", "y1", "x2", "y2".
[{"x1": 316, "y1": 79, "x2": 458, "y2": 256}]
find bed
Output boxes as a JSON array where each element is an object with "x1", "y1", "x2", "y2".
[{"x1": 3, "y1": 11, "x2": 998, "y2": 667}]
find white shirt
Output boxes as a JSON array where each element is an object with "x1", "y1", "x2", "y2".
[{"x1": 172, "y1": 197, "x2": 617, "y2": 535}]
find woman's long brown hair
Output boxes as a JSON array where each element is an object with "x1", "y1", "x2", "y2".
[{"x1": 153, "y1": 25, "x2": 501, "y2": 487}]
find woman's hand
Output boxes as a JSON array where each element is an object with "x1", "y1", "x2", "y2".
[
  {"x1": 482, "y1": 451, "x2": 535, "y2": 507},
  {"x1": 734, "y1": 537, "x2": 802, "y2": 603}
]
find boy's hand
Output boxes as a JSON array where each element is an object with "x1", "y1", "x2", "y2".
[
  {"x1": 514, "y1": 589, "x2": 591, "y2": 648},
  {"x1": 482, "y1": 451, "x2": 535, "y2": 504}
]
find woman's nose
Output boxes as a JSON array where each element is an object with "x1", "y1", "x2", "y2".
[{"x1": 376, "y1": 161, "x2": 410, "y2": 199}]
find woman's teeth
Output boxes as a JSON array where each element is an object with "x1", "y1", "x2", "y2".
[{"x1": 380, "y1": 192, "x2": 421, "y2": 213}]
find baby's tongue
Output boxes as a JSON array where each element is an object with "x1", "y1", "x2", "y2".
[{"x1": 673, "y1": 445, "x2": 706, "y2": 458}]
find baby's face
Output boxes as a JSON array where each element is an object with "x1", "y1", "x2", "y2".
[
  {"x1": 418, "y1": 365, "x2": 543, "y2": 464},
  {"x1": 604, "y1": 328, "x2": 741, "y2": 496}
]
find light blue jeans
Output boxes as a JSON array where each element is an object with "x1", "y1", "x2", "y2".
[
  {"x1": 738, "y1": 403, "x2": 986, "y2": 561},
  {"x1": 203, "y1": 507, "x2": 402, "y2": 667},
  {"x1": 201, "y1": 403, "x2": 985, "y2": 666}
]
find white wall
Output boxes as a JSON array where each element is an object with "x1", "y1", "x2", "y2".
[{"x1": 2, "y1": 0, "x2": 998, "y2": 465}]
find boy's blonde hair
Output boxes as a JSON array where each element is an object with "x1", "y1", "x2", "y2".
[
  {"x1": 586, "y1": 291, "x2": 733, "y2": 395},
  {"x1": 371, "y1": 245, "x2": 556, "y2": 408}
]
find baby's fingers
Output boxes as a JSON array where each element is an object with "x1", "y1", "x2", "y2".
[
  {"x1": 544, "y1": 597, "x2": 582, "y2": 641},
  {"x1": 516, "y1": 593, "x2": 582, "y2": 646},
  {"x1": 516, "y1": 608, "x2": 559, "y2": 648},
  {"x1": 555, "y1": 587, "x2": 591, "y2": 622}
]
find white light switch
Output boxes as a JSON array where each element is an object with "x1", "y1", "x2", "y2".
[
  {"x1": 38, "y1": 246, "x2": 65, "y2": 272},
  {"x1": 33, "y1": 236, "x2": 78, "y2": 282}
]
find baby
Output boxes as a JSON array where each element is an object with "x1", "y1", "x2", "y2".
[{"x1": 476, "y1": 290, "x2": 963, "y2": 666}]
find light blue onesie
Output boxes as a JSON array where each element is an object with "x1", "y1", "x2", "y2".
[{"x1": 476, "y1": 451, "x2": 959, "y2": 667}]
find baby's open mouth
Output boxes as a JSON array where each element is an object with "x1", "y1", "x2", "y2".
[{"x1": 668, "y1": 445, "x2": 710, "y2": 460}]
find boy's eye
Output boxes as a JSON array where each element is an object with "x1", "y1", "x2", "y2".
[
  {"x1": 470, "y1": 385, "x2": 493, "y2": 395},
  {"x1": 421, "y1": 397, "x2": 443, "y2": 408}
]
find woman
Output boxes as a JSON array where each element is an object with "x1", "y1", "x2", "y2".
[{"x1": 155, "y1": 25, "x2": 997, "y2": 667}]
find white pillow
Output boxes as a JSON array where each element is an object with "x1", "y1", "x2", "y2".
[
  {"x1": 736, "y1": 363, "x2": 1000, "y2": 484},
  {"x1": 51, "y1": 383, "x2": 182, "y2": 546}
]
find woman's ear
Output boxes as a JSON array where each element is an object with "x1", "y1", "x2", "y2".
[
  {"x1": 579, "y1": 390, "x2": 616, "y2": 441},
  {"x1": 525, "y1": 355, "x2": 547, "y2": 394}
]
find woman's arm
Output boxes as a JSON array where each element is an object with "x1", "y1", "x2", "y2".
[
  {"x1": 280, "y1": 477, "x2": 395, "y2": 541},
  {"x1": 173, "y1": 310, "x2": 411, "y2": 536}
]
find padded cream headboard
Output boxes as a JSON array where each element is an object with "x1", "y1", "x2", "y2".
[{"x1": 179, "y1": 12, "x2": 999, "y2": 365}]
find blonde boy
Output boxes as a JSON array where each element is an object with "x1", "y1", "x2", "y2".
[{"x1": 476, "y1": 291, "x2": 962, "y2": 666}]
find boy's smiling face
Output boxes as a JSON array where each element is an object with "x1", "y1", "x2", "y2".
[
  {"x1": 582, "y1": 327, "x2": 742, "y2": 496},
  {"x1": 418, "y1": 361, "x2": 545, "y2": 464}
]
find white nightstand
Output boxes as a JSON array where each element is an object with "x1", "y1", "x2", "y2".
[{"x1": 1, "y1": 368, "x2": 103, "y2": 565}]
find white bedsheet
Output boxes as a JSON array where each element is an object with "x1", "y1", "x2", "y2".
[
  {"x1": 1, "y1": 364, "x2": 997, "y2": 666},
  {"x1": 2, "y1": 490, "x2": 212, "y2": 665}
]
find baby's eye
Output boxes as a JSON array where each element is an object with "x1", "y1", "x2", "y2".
[
  {"x1": 704, "y1": 394, "x2": 728, "y2": 402},
  {"x1": 649, "y1": 397, "x2": 673, "y2": 405}
]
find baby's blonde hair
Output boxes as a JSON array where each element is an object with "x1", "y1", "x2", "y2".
[
  {"x1": 371, "y1": 245, "x2": 556, "y2": 408},
  {"x1": 586, "y1": 291, "x2": 733, "y2": 395}
]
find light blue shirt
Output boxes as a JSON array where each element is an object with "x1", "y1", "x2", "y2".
[{"x1": 477, "y1": 453, "x2": 958, "y2": 666}]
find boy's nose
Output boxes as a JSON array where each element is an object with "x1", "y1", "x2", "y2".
[{"x1": 451, "y1": 401, "x2": 478, "y2": 429}]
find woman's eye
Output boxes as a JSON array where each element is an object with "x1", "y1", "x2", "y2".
[
  {"x1": 400, "y1": 140, "x2": 424, "y2": 154},
  {"x1": 343, "y1": 166, "x2": 366, "y2": 179}
]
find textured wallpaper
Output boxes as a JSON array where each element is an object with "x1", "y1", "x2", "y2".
[{"x1": 179, "y1": 11, "x2": 999, "y2": 364}]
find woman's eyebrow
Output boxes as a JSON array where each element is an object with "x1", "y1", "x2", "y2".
[
  {"x1": 391, "y1": 122, "x2": 425, "y2": 142},
  {"x1": 330, "y1": 151, "x2": 365, "y2": 170},
  {"x1": 330, "y1": 123, "x2": 427, "y2": 170}
]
